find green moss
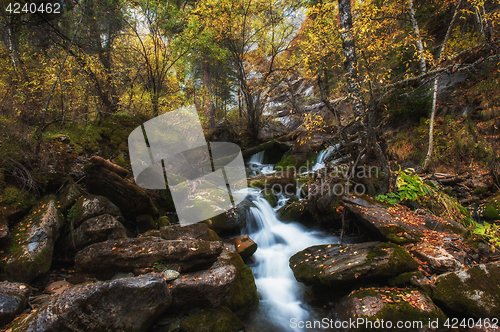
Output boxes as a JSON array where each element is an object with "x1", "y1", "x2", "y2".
[
  {"x1": 275, "y1": 154, "x2": 296, "y2": 170},
  {"x1": 473, "y1": 186, "x2": 488, "y2": 195},
  {"x1": 180, "y1": 307, "x2": 244, "y2": 332},
  {"x1": 484, "y1": 205, "x2": 500, "y2": 220},
  {"x1": 263, "y1": 188, "x2": 277, "y2": 207},
  {"x1": 224, "y1": 251, "x2": 258, "y2": 311},
  {"x1": 1, "y1": 186, "x2": 21, "y2": 205},
  {"x1": 113, "y1": 155, "x2": 128, "y2": 169},
  {"x1": 249, "y1": 180, "x2": 265, "y2": 189},
  {"x1": 157, "y1": 216, "x2": 170, "y2": 228},
  {"x1": 388, "y1": 271, "x2": 423, "y2": 287}
]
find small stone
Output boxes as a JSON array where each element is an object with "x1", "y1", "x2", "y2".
[{"x1": 161, "y1": 269, "x2": 180, "y2": 281}]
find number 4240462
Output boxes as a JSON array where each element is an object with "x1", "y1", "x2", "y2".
[{"x1": 6, "y1": 2, "x2": 61, "y2": 14}]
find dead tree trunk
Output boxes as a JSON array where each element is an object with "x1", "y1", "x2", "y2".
[{"x1": 407, "y1": 0, "x2": 426, "y2": 74}]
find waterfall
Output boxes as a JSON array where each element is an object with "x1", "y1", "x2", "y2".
[
  {"x1": 243, "y1": 189, "x2": 337, "y2": 331},
  {"x1": 247, "y1": 151, "x2": 276, "y2": 175},
  {"x1": 312, "y1": 145, "x2": 337, "y2": 171}
]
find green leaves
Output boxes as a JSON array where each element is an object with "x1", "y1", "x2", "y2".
[{"x1": 376, "y1": 166, "x2": 429, "y2": 205}]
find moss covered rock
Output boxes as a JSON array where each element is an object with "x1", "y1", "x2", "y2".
[
  {"x1": 290, "y1": 242, "x2": 418, "y2": 288},
  {"x1": 337, "y1": 287, "x2": 446, "y2": 331},
  {"x1": 180, "y1": 307, "x2": 245, "y2": 332},
  {"x1": 2, "y1": 197, "x2": 64, "y2": 283},
  {"x1": 67, "y1": 195, "x2": 122, "y2": 228},
  {"x1": 277, "y1": 200, "x2": 312, "y2": 223},
  {"x1": 262, "y1": 188, "x2": 277, "y2": 207},
  {"x1": 432, "y1": 262, "x2": 500, "y2": 318}
]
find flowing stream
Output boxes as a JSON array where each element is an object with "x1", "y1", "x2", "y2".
[{"x1": 242, "y1": 189, "x2": 337, "y2": 331}]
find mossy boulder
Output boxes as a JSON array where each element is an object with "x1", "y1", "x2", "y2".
[
  {"x1": 432, "y1": 262, "x2": 500, "y2": 318},
  {"x1": 277, "y1": 200, "x2": 312, "y2": 223},
  {"x1": 214, "y1": 249, "x2": 259, "y2": 313},
  {"x1": 407, "y1": 242, "x2": 461, "y2": 273},
  {"x1": 203, "y1": 199, "x2": 255, "y2": 235},
  {"x1": 262, "y1": 188, "x2": 277, "y2": 207},
  {"x1": 8, "y1": 273, "x2": 170, "y2": 332},
  {"x1": 336, "y1": 287, "x2": 446, "y2": 331},
  {"x1": 2, "y1": 197, "x2": 64, "y2": 283},
  {"x1": 289, "y1": 241, "x2": 418, "y2": 288},
  {"x1": 180, "y1": 307, "x2": 245, "y2": 332},
  {"x1": 151, "y1": 223, "x2": 221, "y2": 242}
]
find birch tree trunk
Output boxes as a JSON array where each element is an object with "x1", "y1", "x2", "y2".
[
  {"x1": 407, "y1": 0, "x2": 426, "y2": 74},
  {"x1": 423, "y1": 0, "x2": 462, "y2": 171}
]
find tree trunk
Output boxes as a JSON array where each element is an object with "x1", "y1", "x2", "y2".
[
  {"x1": 337, "y1": 0, "x2": 367, "y2": 143},
  {"x1": 407, "y1": 0, "x2": 426, "y2": 74},
  {"x1": 423, "y1": 0, "x2": 462, "y2": 171},
  {"x1": 337, "y1": 0, "x2": 390, "y2": 194},
  {"x1": 202, "y1": 58, "x2": 215, "y2": 128}
]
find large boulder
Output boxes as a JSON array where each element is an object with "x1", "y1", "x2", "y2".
[
  {"x1": 75, "y1": 237, "x2": 223, "y2": 279},
  {"x1": 170, "y1": 249, "x2": 258, "y2": 313},
  {"x1": 336, "y1": 287, "x2": 446, "y2": 331},
  {"x1": 342, "y1": 195, "x2": 465, "y2": 244},
  {"x1": 0, "y1": 281, "x2": 31, "y2": 326},
  {"x1": 432, "y1": 262, "x2": 500, "y2": 318},
  {"x1": 2, "y1": 197, "x2": 64, "y2": 283},
  {"x1": 85, "y1": 164, "x2": 158, "y2": 220},
  {"x1": 61, "y1": 214, "x2": 127, "y2": 252},
  {"x1": 179, "y1": 307, "x2": 245, "y2": 332},
  {"x1": 171, "y1": 265, "x2": 237, "y2": 310},
  {"x1": 290, "y1": 242, "x2": 418, "y2": 287},
  {"x1": 9, "y1": 273, "x2": 170, "y2": 332}
]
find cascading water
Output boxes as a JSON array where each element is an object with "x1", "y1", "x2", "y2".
[
  {"x1": 242, "y1": 189, "x2": 337, "y2": 331},
  {"x1": 312, "y1": 145, "x2": 338, "y2": 171},
  {"x1": 248, "y1": 151, "x2": 276, "y2": 175}
]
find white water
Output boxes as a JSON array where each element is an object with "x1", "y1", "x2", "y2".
[
  {"x1": 248, "y1": 151, "x2": 276, "y2": 175},
  {"x1": 312, "y1": 145, "x2": 337, "y2": 171},
  {"x1": 243, "y1": 189, "x2": 337, "y2": 331}
]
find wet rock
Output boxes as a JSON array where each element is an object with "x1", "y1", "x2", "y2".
[
  {"x1": 66, "y1": 195, "x2": 122, "y2": 227},
  {"x1": 74, "y1": 237, "x2": 223, "y2": 279},
  {"x1": 231, "y1": 235, "x2": 257, "y2": 260},
  {"x1": 57, "y1": 178, "x2": 84, "y2": 213},
  {"x1": 290, "y1": 241, "x2": 418, "y2": 287},
  {"x1": 342, "y1": 195, "x2": 466, "y2": 244},
  {"x1": 85, "y1": 163, "x2": 159, "y2": 220},
  {"x1": 179, "y1": 306, "x2": 245, "y2": 332},
  {"x1": 336, "y1": 287, "x2": 446, "y2": 331},
  {"x1": 408, "y1": 242, "x2": 461, "y2": 273},
  {"x1": 0, "y1": 281, "x2": 31, "y2": 326},
  {"x1": 111, "y1": 272, "x2": 135, "y2": 280},
  {"x1": 171, "y1": 265, "x2": 236, "y2": 310},
  {"x1": 62, "y1": 214, "x2": 127, "y2": 252},
  {"x1": 9, "y1": 273, "x2": 170, "y2": 332},
  {"x1": 3, "y1": 197, "x2": 64, "y2": 283},
  {"x1": 432, "y1": 262, "x2": 500, "y2": 318}
]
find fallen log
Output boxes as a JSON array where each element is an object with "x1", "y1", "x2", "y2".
[{"x1": 90, "y1": 156, "x2": 128, "y2": 178}]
